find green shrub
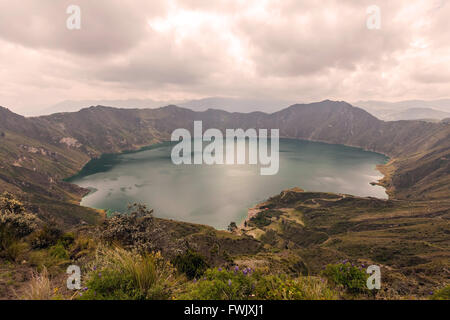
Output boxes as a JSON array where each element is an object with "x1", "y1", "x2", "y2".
[
  {"x1": 71, "y1": 235, "x2": 96, "y2": 259},
  {"x1": 249, "y1": 210, "x2": 282, "y2": 228},
  {"x1": 80, "y1": 246, "x2": 179, "y2": 300},
  {"x1": 49, "y1": 243, "x2": 69, "y2": 260},
  {"x1": 100, "y1": 204, "x2": 184, "y2": 256},
  {"x1": 321, "y1": 262, "x2": 368, "y2": 294},
  {"x1": 179, "y1": 267, "x2": 256, "y2": 300},
  {"x1": 79, "y1": 269, "x2": 142, "y2": 300},
  {"x1": 3, "y1": 241, "x2": 29, "y2": 262},
  {"x1": 28, "y1": 249, "x2": 69, "y2": 270},
  {"x1": 430, "y1": 285, "x2": 450, "y2": 300},
  {"x1": 59, "y1": 233, "x2": 75, "y2": 249},
  {"x1": 0, "y1": 192, "x2": 26, "y2": 214},
  {"x1": 179, "y1": 267, "x2": 338, "y2": 300},
  {"x1": 227, "y1": 222, "x2": 237, "y2": 232},
  {"x1": 28, "y1": 250, "x2": 47, "y2": 267},
  {"x1": 31, "y1": 223, "x2": 63, "y2": 249},
  {"x1": 173, "y1": 250, "x2": 209, "y2": 280},
  {"x1": 254, "y1": 275, "x2": 337, "y2": 300},
  {"x1": 0, "y1": 192, "x2": 38, "y2": 253}
]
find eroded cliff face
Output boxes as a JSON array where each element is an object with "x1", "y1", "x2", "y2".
[
  {"x1": 0, "y1": 101, "x2": 449, "y2": 226},
  {"x1": 0, "y1": 102, "x2": 449, "y2": 299}
]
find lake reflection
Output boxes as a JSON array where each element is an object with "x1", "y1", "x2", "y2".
[{"x1": 69, "y1": 139, "x2": 388, "y2": 229}]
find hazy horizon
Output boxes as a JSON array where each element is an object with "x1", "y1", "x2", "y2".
[
  {"x1": 1, "y1": 1, "x2": 450, "y2": 114},
  {"x1": 4, "y1": 97, "x2": 450, "y2": 121}
]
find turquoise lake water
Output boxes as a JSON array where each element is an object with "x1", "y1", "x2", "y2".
[{"x1": 69, "y1": 139, "x2": 388, "y2": 229}]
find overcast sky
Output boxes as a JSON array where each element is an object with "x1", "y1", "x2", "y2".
[{"x1": 1, "y1": 0, "x2": 449, "y2": 114}]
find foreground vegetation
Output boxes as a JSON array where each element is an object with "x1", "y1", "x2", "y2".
[{"x1": 1, "y1": 192, "x2": 448, "y2": 300}]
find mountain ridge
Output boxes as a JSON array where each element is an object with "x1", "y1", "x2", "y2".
[{"x1": 0, "y1": 100, "x2": 449, "y2": 225}]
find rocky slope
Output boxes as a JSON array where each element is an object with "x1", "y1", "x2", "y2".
[
  {"x1": 240, "y1": 188, "x2": 450, "y2": 297},
  {"x1": 0, "y1": 100, "x2": 449, "y2": 224},
  {"x1": 0, "y1": 100, "x2": 448, "y2": 299}
]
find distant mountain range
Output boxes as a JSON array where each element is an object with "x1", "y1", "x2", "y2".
[
  {"x1": 354, "y1": 99, "x2": 450, "y2": 120},
  {"x1": 24, "y1": 97, "x2": 450, "y2": 122},
  {"x1": 378, "y1": 107, "x2": 450, "y2": 121},
  {"x1": 30, "y1": 97, "x2": 297, "y2": 116}
]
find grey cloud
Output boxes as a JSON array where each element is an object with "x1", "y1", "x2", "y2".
[
  {"x1": 0, "y1": 0, "x2": 165, "y2": 55},
  {"x1": 235, "y1": 1, "x2": 410, "y2": 77},
  {"x1": 0, "y1": 0, "x2": 449, "y2": 113}
]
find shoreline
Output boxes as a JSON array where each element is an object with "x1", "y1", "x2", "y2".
[{"x1": 66, "y1": 137, "x2": 392, "y2": 231}]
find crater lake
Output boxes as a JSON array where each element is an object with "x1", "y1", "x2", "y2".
[{"x1": 68, "y1": 139, "x2": 388, "y2": 229}]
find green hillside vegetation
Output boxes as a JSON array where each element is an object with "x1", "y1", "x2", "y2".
[
  {"x1": 1, "y1": 191, "x2": 447, "y2": 300},
  {"x1": 0, "y1": 100, "x2": 448, "y2": 300},
  {"x1": 241, "y1": 188, "x2": 449, "y2": 298}
]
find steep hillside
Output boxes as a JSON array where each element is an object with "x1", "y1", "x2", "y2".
[
  {"x1": 240, "y1": 188, "x2": 450, "y2": 297},
  {"x1": 0, "y1": 101, "x2": 448, "y2": 300},
  {"x1": 41, "y1": 101, "x2": 450, "y2": 200},
  {"x1": 0, "y1": 101, "x2": 449, "y2": 225}
]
